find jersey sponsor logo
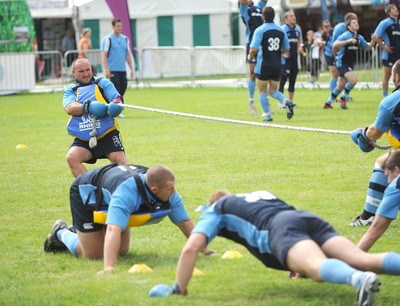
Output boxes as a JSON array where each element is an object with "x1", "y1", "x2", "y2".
[
  {"x1": 392, "y1": 31, "x2": 400, "y2": 35},
  {"x1": 348, "y1": 46, "x2": 359, "y2": 50},
  {"x1": 79, "y1": 114, "x2": 100, "y2": 131},
  {"x1": 83, "y1": 223, "x2": 94, "y2": 230},
  {"x1": 288, "y1": 38, "x2": 298, "y2": 43},
  {"x1": 251, "y1": 12, "x2": 262, "y2": 17}
]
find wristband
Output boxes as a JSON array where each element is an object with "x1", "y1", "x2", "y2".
[
  {"x1": 172, "y1": 283, "x2": 188, "y2": 296},
  {"x1": 82, "y1": 100, "x2": 91, "y2": 113},
  {"x1": 358, "y1": 127, "x2": 370, "y2": 144}
]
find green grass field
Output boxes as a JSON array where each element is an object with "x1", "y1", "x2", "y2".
[{"x1": 1, "y1": 86, "x2": 399, "y2": 305}]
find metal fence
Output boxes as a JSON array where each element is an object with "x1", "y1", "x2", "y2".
[
  {"x1": 0, "y1": 45, "x2": 387, "y2": 93},
  {"x1": 299, "y1": 46, "x2": 382, "y2": 86}
]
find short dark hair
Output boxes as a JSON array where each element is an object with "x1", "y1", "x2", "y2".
[
  {"x1": 383, "y1": 150, "x2": 400, "y2": 171},
  {"x1": 344, "y1": 12, "x2": 357, "y2": 23},
  {"x1": 262, "y1": 6, "x2": 275, "y2": 22},
  {"x1": 112, "y1": 19, "x2": 122, "y2": 26}
]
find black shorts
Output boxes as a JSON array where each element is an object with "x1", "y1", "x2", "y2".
[
  {"x1": 382, "y1": 59, "x2": 396, "y2": 68},
  {"x1": 255, "y1": 72, "x2": 280, "y2": 82},
  {"x1": 325, "y1": 55, "x2": 335, "y2": 66},
  {"x1": 268, "y1": 210, "x2": 339, "y2": 269},
  {"x1": 337, "y1": 64, "x2": 354, "y2": 77},
  {"x1": 70, "y1": 175, "x2": 104, "y2": 232},
  {"x1": 70, "y1": 129, "x2": 125, "y2": 164}
]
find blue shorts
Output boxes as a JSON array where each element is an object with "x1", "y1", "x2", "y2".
[
  {"x1": 70, "y1": 129, "x2": 125, "y2": 164},
  {"x1": 267, "y1": 210, "x2": 339, "y2": 269},
  {"x1": 325, "y1": 55, "x2": 335, "y2": 66},
  {"x1": 337, "y1": 64, "x2": 354, "y2": 77}
]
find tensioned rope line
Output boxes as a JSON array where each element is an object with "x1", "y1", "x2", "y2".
[{"x1": 120, "y1": 104, "x2": 391, "y2": 150}]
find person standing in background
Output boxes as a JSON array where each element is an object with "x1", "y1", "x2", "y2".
[
  {"x1": 324, "y1": 17, "x2": 375, "y2": 109},
  {"x1": 325, "y1": 12, "x2": 359, "y2": 104},
  {"x1": 79, "y1": 28, "x2": 92, "y2": 58},
  {"x1": 248, "y1": 6, "x2": 295, "y2": 122},
  {"x1": 61, "y1": 27, "x2": 77, "y2": 67},
  {"x1": 101, "y1": 19, "x2": 134, "y2": 100},
  {"x1": 321, "y1": 20, "x2": 337, "y2": 92},
  {"x1": 372, "y1": 4, "x2": 400, "y2": 98},
  {"x1": 279, "y1": 11, "x2": 303, "y2": 104},
  {"x1": 239, "y1": 0, "x2": 267, "y2": 115}
]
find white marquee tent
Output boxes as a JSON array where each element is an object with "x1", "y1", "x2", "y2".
[{"x1": 78, "y1": 0, "x2": 235, "y2": 51}]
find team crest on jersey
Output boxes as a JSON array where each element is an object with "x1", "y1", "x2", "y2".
[{"x1": 79, "y1": 114, "x2": 100, "y2": 132}]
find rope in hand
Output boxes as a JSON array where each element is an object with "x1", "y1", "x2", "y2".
[
  {"x1": 120, "y1": 104, "x2": 393, "y2": 150},
  {"x1": 89, "y1": 115, "x2": 98, "y2": 149},
  {"x1": 372, "y1": 141, "x2": 391, "y2": 150}
]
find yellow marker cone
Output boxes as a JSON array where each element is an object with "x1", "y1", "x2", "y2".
[
  {"x1": 192, "y1": 267, "x2": 204, "y2": 276},
  {"x1": 221, "y1": 250, "x2": 243, "y2": 259},
  {"x1": 128, "y1": 263, "x2": 153, "y2": 273},
  {"x1": 16, "y1": 144, "x2": 27, "y2": 149}
]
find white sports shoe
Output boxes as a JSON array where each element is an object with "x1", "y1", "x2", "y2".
[
  {"x1": 356, "y1": 272, "x2": 381, "y2": 306},
  {"x1": 248, "y1": 103, "x2": 258, "y2": 115},
  {"x1": 350, "y1": 215, "x2": 374, "y2": 227}
]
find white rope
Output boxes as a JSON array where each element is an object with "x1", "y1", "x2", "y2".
[
  {"x1": 89, "y1": 115, "x2": 98, "y2": 149},
  {"x1": 120, "y1": 104, "x2": 391, "y2": 150}
]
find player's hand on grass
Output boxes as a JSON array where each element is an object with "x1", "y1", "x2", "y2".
[
  {"x1": 96, "y1": 266, "x2": 114, "y2": 275},
  {"x1": 149, "y1": 283, "x2": 187, "y2": 297}
]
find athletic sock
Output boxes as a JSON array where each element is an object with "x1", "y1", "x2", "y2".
[
  {"x1": 382, "y1": 252, "x2": 400, "y2": 275},
  {"x1": 319, "y1": 258, "x2": 358, "y2": 285},
  {"x1": 57, "y1": 228, "x2": 79, "y2": 257},
  {"x1": 329, "y1": 78, "x2": 337, "y2": 92},
  {"x1": 383, "y1": 90, "x2": 388, "y2": 98},
  {"x1": 363, "y1": 164, "x2": 388, "y2": 215},
  {"x1": 259, "y1": 93, "x2": 270, "y2": 113},
  {"x1": 328, "y1": 87, "x2": 340, "y2": 102},
  {"x1": 248, "y1": 79, "x2": 256, "y2": 101},
  {"x1": 350, "y1": 271, "x2": 366, "y2": 289},
  {"x1": 271, "y1": 90, "x2": 286, "y2": 103},
  {"x1": 361, "y1": 210, "x2": 375, "y2": 219},
  {"x1": 344, "y1": 82, "x2": 353, "y2": 96}
]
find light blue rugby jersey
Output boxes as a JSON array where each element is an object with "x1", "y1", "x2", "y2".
[
  {"x1": 376, "y1": 174, "x2": 400, "y2": 219},
  {"x1": 63, "y1": 77, "x2": 120, "y2": 108},
  {"x1": 374, "y1": 17, "x2": 400, "y2": 61},
  {"x1": 335, "y1": 31, "x2": 368, "y2": 67},
  {"x1": 280, "y1": 23, "x2": 301, "y2": 64},
  {"x1": 331, "y1": 22, "x2": 347, "y2": 43},
  {"x1": 100, "y1": 33, "x2": 131, "y2": 71},
  {"x1": 191, "y1": 191, "x2": 295, "y2": 265},
  {"x1": 323, "y1": 22, "x2": 346, "y2": 59},
  {"x1": 323, "y1": 29, "x2": 334, "y2": 57},
  {"x1": 239, "y1": 1, "x2": 265, "y2": 44},
  {"x1": 251, "y1": 22, "x2": 289, "y2": 74},
  {"x1": 374, "y1": 87, "x2": 400, "y2": 131},
  {"x1": 78, "y1": 165, "x2": 189, "y2": 230}
]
